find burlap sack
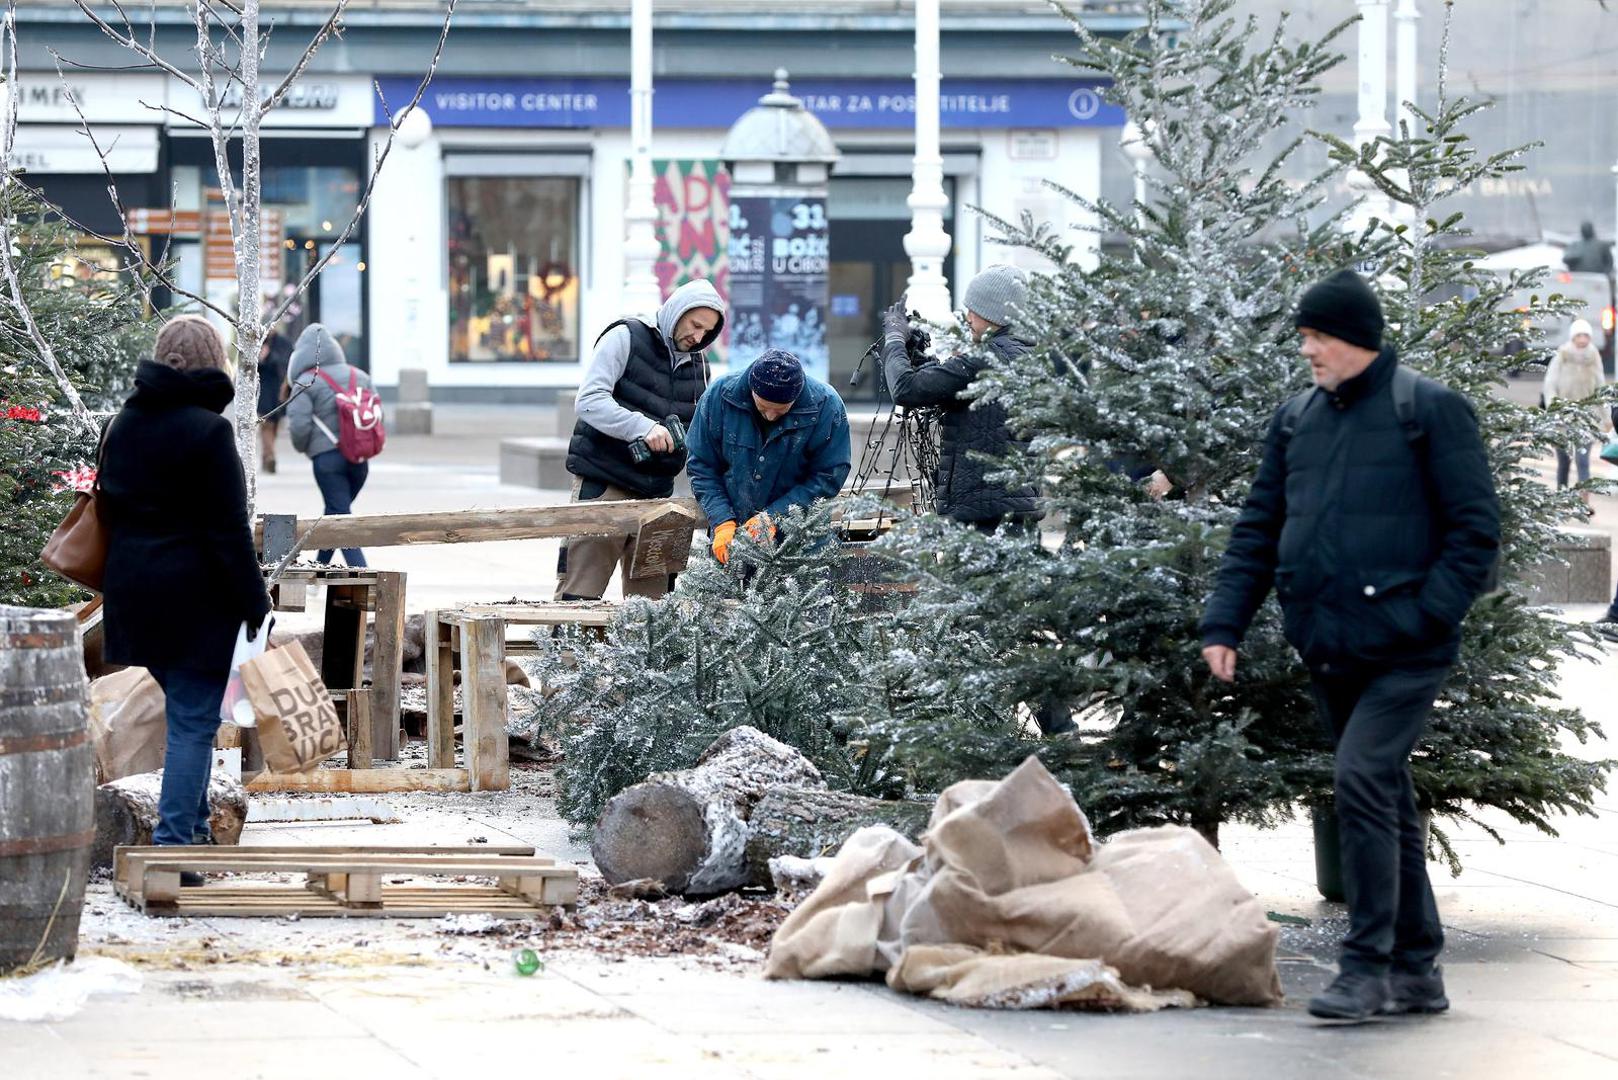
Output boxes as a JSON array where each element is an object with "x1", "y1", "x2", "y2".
[
  {"x1": 239, "y1": 640, "x2": 346, "y2": 773},
  {"x1": 767, "y1": 755, "x2": 1283, "y2": 1008},
  {"x1": 88, "y1": 667, "x2": 167, "y2": 783}
]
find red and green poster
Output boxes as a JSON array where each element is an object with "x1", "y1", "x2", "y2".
[{"x1": 651, "y1": 159, "x2": 730, "y2": 362}]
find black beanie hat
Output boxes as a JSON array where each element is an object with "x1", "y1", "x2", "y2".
[{"x1": 1294, "y1": 269, "x2": 1384, "y2": 351}]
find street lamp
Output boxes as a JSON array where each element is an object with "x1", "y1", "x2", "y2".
[
  {"x1": 903, "y1": 0, "x2": 953, "y2": 325},
  {"x1": 622, "y1": 0, "x2": 663, "y2": 318},
  {"x1": 1120, "y1": 119, "x2": 1153, "y2": 226},
  {"x1": 395, "y1": 105, "x2": 433, "y2": 150},
  {"x1": 1347, "y1": 0, "x2": 1394, "y2": 233}
]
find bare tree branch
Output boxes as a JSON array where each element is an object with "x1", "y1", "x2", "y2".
[
  {"x1": 271, "y1": 0, "x2": 457, "y2": 324},
  {"x1": 67, "y1": 0, "x2": 203, "y2": 90},
  {"x1": 262, "y1": 0, "x2": 348, "y2": 113}
]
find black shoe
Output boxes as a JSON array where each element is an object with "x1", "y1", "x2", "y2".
[
  {"x1": 1381, "y1": 967, "x2": 1449, "y2": 1015},
  {"x1": 179, "y1": 871, "x2": 206, "y2": 888},
  {"x1": 1308, "y1": 972, "x2": 1390, "y2": 1021}
]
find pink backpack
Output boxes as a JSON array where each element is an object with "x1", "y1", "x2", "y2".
[{"x1": 313, "y1": 369, "x2": 386, "y2": 464}]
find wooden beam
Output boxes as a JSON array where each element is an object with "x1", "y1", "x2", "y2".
[
  {"x1": 245, "y1": 768, "x2": 470, "y2": 793},
  {"x1": 448, "y1": 602, "x2": 618, "y2": 627},
  {"x1": 425, "y1": 612, "x2": 457, "y2": 770},
  {"x1": 460, "y1": 616, "x2": 510, "y2": 792},
  {"x1": 254, "y1": 489, "x2": 915, "y2": 554},
  {"x1": 370, "y1": 571, "x2": 407, "y2": 760}
]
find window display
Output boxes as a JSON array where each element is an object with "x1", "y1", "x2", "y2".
[{"x1": 447, "y1": 176, "x2": 580, "y2": 363}]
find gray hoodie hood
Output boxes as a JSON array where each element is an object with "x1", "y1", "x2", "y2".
[
  {"x1": 288, "y1": 324, "x2": 347, "y2": 380},
  {"x1": 652, "y1": 280, "x2": 726, "y2": 358}
]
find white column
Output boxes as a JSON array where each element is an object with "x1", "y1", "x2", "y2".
[
  {"x1": 903, "y1": 0, "x2": 953, "y2": 323},
  {"x1": 1121, "y1": 119, "x2": 1152, "y2": 228},
  {"x1": 622, "y1": 0, "x2": 662, "y2": 318},
  {"x1": 1393, "y1": 0, "x2": 1419, "y2": 138},
  {"x1": 1347, "y1": 0, "x2": 1393, "y2": 231}
]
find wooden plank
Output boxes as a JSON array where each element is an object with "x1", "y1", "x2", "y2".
[
  {"x1": 261, "y1": 498, "x2": 702, "y2": 552},
  {"x1": 370, "y1": 571, "x2": 407, "y2": 760},
  {"x1": 126, "y1": 854, "x2": 568, "y2": 878},
  {"x1": 245, "y1": 768, "x2": 470, "y2": 793},
  {"x1": 449, "y1": 602, "x2": 617, "y2": 627},
  {"x1": 116, "y1": 845, "x2": 535, "y2": 860},
  {"x1": 425, "y1": 612, "x2": 457, "y2": 769},
  {"x1": 347, "y1": 689, "x2": 374, "y2": 770},
  {"x1": 460, "y1": 617, "x2": 510, "y2": 792},
  {"x1": 628, "y1": 502, "x2": 699, "y2": 580}
]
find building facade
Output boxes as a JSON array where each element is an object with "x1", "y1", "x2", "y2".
[{"x1": 12, "y1": 1, "x2": 1138, "y2": 402}]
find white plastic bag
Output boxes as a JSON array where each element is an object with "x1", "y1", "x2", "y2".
[{"x1": 220, "y1": 614, "x2": 273, "y2": 727}]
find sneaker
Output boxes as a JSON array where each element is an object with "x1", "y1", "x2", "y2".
[
  {"x1": 1307, "y1": 972, "x2": 1390, "y2": 1021},
  {"x1": 1382, "y1": 967, "x2": 1449, "y2": 1015}
]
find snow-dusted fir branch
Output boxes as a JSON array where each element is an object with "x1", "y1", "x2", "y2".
[{"x1": 0, "y1": 8, "x2": 99, "y2": 441}]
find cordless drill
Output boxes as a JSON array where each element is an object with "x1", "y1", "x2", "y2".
[{"x1": 628, "y1": 414, "x2": 687, "y2": 464}]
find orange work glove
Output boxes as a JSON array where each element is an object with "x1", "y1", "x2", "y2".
[
  {"x1": 743, "y1": 514, "x2": 778, "y2": 544},
  {"x1": 711, "y1": 520, "x2": 738, "y2": 564}
]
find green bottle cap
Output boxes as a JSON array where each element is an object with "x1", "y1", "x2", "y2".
[{"x1": 514, "y1": 948, "x2": 543, "y2": 976}]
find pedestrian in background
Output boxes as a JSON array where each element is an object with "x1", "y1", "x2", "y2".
[
  {"x1": 1200, "y1": 270, "x2": 1501, "y2": 1022},
  {"x1": 99, "y1": 315, "x2": 272, "y2": 857},
  {"x1": 1542, "y1": 317, "x2": 1608, "y2": 504},
  {"x1": 256, "y1": 328, "x2": 293, "y2": 474},
  {"x1": 287, "y1": 323, "x2": 372, "y2": 566}
]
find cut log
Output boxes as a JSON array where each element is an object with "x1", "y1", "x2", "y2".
[
  {"x1": 743, "y1": 787, "x2": 932, "y2": 888},
  {"x1": 91, "y1": 771, "x2": 248, "y2": 870},
  {"x1": 591, "y1": 726, "x2": 825, "y2": 896}
]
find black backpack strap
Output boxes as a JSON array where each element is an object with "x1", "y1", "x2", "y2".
[
  {"x1": 1276, "y1": 388, "x2": 1320, "y2": 446},
  {"x1": 1391, "y1": 365, "x2": 1425, "y2": 445}
]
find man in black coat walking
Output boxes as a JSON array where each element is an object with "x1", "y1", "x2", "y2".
[{"x1": 1200, "y1": 270, "x2": 1500, "y2": 1022}]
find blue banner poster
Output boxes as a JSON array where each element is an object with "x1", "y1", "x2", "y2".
[{"x1": 727, "y1": 195, "x2": 830, "y2": 381}]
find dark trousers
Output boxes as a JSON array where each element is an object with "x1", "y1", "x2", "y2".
[
  {"x1": 311, "y1": 449, "x2": 369, "y2": 566},
  {"x1": 147, "y1": 666, "x2": 227, "y2": 847},
  {"x1": 1311, "y1": 664, "x2": 1448, "y2": 977}
]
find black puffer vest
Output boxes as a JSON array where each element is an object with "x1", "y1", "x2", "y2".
[
  {"x1": 938, "y1": 330, "x2": 1042, "y2": 523},
  {"x1": 566, "y1": 319, "x2": 709, "y2": 497}
]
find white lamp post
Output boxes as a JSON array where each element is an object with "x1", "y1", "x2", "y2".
[
  {"x1": 903, "y1": 0, "x2": 953, "y2": 324},
  {"x1": 1120, "y1": 119, "x2": 1153, "y2": 226},
  {"x1": 1347, "y1": 0, "x2": 1394, "y2": 233},
  {"x1": 1393, "y1": 0, "x2": 1419, "y2": 138},
  {"x1": 622, "y1": 0, "x2": 663, "y2": 318}
]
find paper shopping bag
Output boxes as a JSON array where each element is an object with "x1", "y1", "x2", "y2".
[{"x1": 239, "y1": 640, "x2": 346, "y2": 773}]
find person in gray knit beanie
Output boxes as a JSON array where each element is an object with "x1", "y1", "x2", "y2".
[{"x1": 962, "y1": 264, "x2": 1029, "y2": 340}]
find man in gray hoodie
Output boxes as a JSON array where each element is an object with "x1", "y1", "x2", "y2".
[
  {"x1": 287, "y1": 324, "x2": 374, "y2": 567},
  {"x1": 557, "y1": 280, "x2": 725, "y2": 600}
]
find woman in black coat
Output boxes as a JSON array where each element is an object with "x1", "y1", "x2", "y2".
[{"x1": 99, "y1": 315, "x2": 271, "y2": 850}]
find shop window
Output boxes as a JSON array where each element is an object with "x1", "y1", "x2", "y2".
[{"x1": 447, "y1": 176, "x2": 580, "y2": 363}]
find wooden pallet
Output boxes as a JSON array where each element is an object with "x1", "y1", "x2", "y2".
[{"x1": 113, "y1": 845, "x2": 578, "y2": 918}]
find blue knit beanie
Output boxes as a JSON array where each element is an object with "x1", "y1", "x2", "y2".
[{"x1": 748, "y1": 349, "x2": 805, "y2": 404}]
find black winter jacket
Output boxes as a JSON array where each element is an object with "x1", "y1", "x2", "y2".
[
  {"x1": 883, "y1": 328, "x2": 1041, "y2": 523},
  {"x1": 100, "y1": 361, "x2": 272, "y2": 674},
  {"x1": 1200, "y1": 348, "x2": 1500, "y2": 672}
]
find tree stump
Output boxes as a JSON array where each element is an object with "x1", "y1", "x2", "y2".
[
  {"x1": 91, "y1": 771, "x2": 249, "y2": 870},
  {"x1": 591, "y1": 726, "x2": 825, "y2": 895},
  {"x1": 743, "y1": 787, "x2": 932, "y2": 888}
]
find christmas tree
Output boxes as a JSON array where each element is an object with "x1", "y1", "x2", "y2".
[
  {"x1": 1315, "y1": 5, "x2": 1612, "y2": 866},
  {"x1": 878, "y1": 0, "x2": 1356, "y2": 846},
  {"x1": 540, "y1": 500, "x2": 1016, "y2": 832},
  {"x1": 0, "y1": 184, "x2": 151, "y2": 608},
  {"x1": 879, "y1": 0, "x2": 1610, "y2": 863}
]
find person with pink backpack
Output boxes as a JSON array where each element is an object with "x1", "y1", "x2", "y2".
[{"x1": 287, "y1": 324, "x2": 385, "y2": 566}]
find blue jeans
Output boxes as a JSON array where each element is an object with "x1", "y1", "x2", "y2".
[
  {"x1": 147, "y1": 667, "x2": 227, "y2": 847},
  {"x1": 311, "y1": 449, "x2": 369, "y2": 566}
]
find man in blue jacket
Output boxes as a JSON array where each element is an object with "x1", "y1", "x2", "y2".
[{"x1": 686, "y1": 349, "x2": 851, "y2": 563}]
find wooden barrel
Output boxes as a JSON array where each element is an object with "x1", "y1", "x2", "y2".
[{"x1": 0, "y1": 605, "x2": 93, "y2": 972}]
